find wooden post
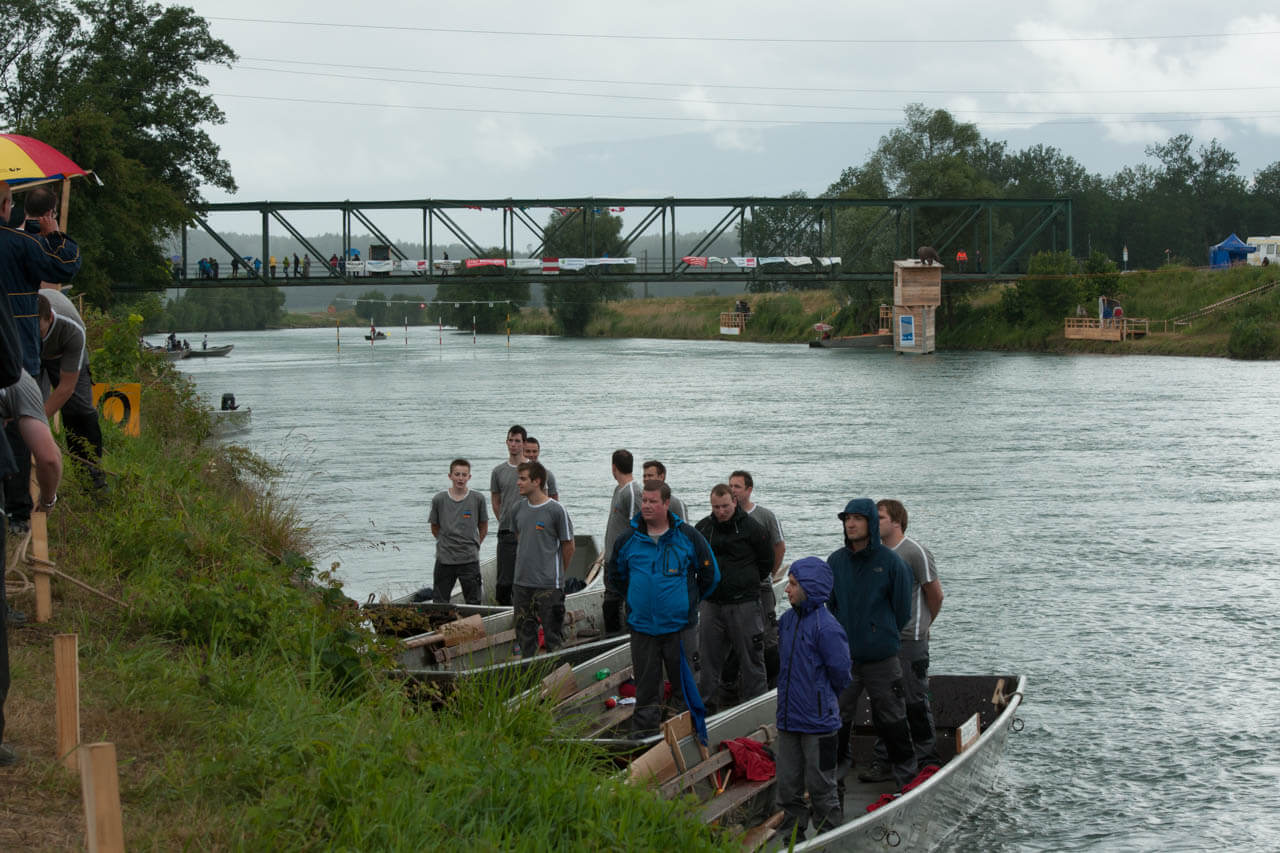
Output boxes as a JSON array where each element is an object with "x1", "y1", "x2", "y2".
[
  {"x1": 59, "y1": 178, "x2": 71, "y2": 232},
  {"x1": 80, "y1": 742, "x2": 126, "y2": 852},
  {"x1": 31, "y1": 510, "x2": 52, "y2": 622},
  {"x1": 55, "y1": 633, "x2": 81, "y2": 770}
]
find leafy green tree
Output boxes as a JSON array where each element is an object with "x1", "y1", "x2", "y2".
[
  {"x1": 354, "y1": 290, "x2": 392, "y2": 326},
  {"x1": 541, "y1": 210, "x2": 630, "y2": 335},
  {"x1": 161, "y1": 286, "x2": 284, "y2": 332},
  {"x1": 0, "y1": 0, "x2": 235, "y2": 304},
  {"x1": 736, "y1": 191, "x2": 831, "y2": 293}
]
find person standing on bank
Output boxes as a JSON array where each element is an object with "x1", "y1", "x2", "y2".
[
  {"x1": 602, "y1": 449, "x2": 642, "y2": 634},
  {"x1": 511, "y1": 461, "x2": 574, "y2": 657},
  {"x1": 876, "y1": 498, "x2": 943, "y2": 770},
  {"x1": 827, "y1": 497, "x2": 915, "y2": 787},
  {"x1": 641, "y1": 459, "x2": 687, "y2": 521},
  {"x1": 608, "y1": 479, "x2": 719, "y2": 737},
  {"x1": 38, "y1": 290, "x2": 107, "y2": 491},
  {"x1": 695, "y1": 483, "x2": 773, "y2": 712},
  {"x1": 429, "y1": 459, "x2": 489, "y2": 605},
  {"x1": 775, "y1": 557, "x2": 852, "y2": 841},
  {"x1": 0, "y1": 183, "x2": 79, "y2": 534},
  {"x1": 490, "y1": 424, "x2": 527, "y2": 606}
]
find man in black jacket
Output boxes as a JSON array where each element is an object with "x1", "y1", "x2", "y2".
[{"x1": 695, "y1": 483, "x2": 774, "y2": 712}]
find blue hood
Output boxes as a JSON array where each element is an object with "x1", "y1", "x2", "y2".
[
  {"x1": 789, "y1": 556, "x2": 833, "y2": 610},
  {"x1": 838, "y1": 497, "x2": 880, "y2": 551}
]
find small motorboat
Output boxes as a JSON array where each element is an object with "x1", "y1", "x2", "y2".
[
  {"x1": 187, "y1": 344, "x2": 234, "y2": 358},
  {"x1": 210, "y1": 392, "x2": 251, "y2": 436},
  {"x1": 365, "y1": 330, "x2": 388, "y2": 341}
]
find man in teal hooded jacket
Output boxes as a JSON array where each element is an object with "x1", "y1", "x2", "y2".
[{"x1": 827, "y1": 497, "x2": 915, "y2": 787}]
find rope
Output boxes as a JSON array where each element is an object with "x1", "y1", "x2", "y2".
[
  {"x1": 4, "y1": 566, "x2": 33, "y2": 597},
  {"x1": 5, "y1": 528, "x2": 35, "y2": 597}
]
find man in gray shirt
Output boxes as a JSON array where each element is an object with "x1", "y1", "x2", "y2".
[
  {"x1": 876, "y1": 498, "x2": 943, "y2": 772},
  {"x1": 522, "y1": 435, "x2": 558, "y2": 500},
  {"x1": 489, "y1": 424, "x2": 527, "y2": 606},
  {"x1": 730, "y1": 470, "x2": 786, "y2": 684},
  {"x1": 511, "y1": 461, "x2": 574, "y2": 657},
  {"x1": 428, "y1": 459, "x2": 489, "y2": 604},
  {"x1": 0, "y1": 370, "x2": 61, "y2": 519},
  {"x1": 38, "y1": 290, "x2": 105, "y2": 491},
  {"x1": 642, "y1": 459, "x2": 687, "y2": 521},
  {"x1": 603, "y1": 449, "x2": 642, "y2": 633}
]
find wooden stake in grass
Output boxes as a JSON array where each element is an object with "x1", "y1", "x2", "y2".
[
  {"x1": 55, "y1": 633, "x2": 81, "y2": 770},
  {"x1": 31, "y1": 510, "x2": 52, "y2": 622},
  {"x1": 80, "y1": 742, "x2": 126, "y2": 852}
]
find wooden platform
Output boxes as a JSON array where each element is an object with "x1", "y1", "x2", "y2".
[{"x1": 1064, "y1": 317, "x2": 1149, "y2": 341}]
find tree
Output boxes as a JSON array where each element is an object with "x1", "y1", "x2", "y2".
[
  {"x1": 541, "y1": 209, "x2": 630, "y2": 335},
  {"x1": 354, "y1": 290, "x2": 392, "y2": 326},
  {"x1": 0, "y1": 0, "x2": 235, "y2": 304},
  {"x1": 161, "y1": 286, "x2": 284, "y2": 332}
]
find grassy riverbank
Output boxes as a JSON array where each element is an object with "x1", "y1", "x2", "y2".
[
  {"x1": 504, "y1": 265, "x2": 1279, "y2": 358},
  {"x1": 1, "y1": 322, "x2": 723, "y2": 851}
]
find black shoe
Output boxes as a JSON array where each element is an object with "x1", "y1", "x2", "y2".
[
  {"x1": 858, "y1": 760, "x2": 894, "y2": 783},
  {"x1": 0, "y1": 744, "x2": 17, "y2": 766},
  {"x1": 5, "y1": 605, "x2": 26, "y2": 626},
  {"x1": 8, "y1": 517, "x2": 29, "y2": 535}
]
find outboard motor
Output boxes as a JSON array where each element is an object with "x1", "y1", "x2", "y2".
[{"x1": 220, "y1": 392, "x2": 238, "y2": 411}]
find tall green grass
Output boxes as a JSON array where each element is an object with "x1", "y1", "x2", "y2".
[{"x1": 13, "y1": 320, "x2": 735, "y2": 850}]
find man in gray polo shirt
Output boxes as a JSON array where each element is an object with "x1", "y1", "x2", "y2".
[
  {"x1": 642, "y1": 459, "x2": 687, "y2": 521},
  {"x1": 429, "y1": 459, "x2": 489, "y2": 604},
  {"x1": 0, "y1": 370, "x2": 61, "y2": 521},
  {"x1": 730, "y1": 470, "x2": 786, "y2": 684},
  {"x1": 522, "y1": 436, "x2": 558, "y2": 500},
  {"x1": 875, "y1": 498, "x2": 943, "y2": 772},
  {"x1": 603, "y1": 449, "x2": 643, "y2": 633},
  {"x1": 38, "y1": 289, "x2": 105, "y2": 491},
  {"x1": 511, "y1": 461, "x2": 574, "y2": 657},
  {"x1": 489, "y1": 424, "x2": 527, "y2": 606}
]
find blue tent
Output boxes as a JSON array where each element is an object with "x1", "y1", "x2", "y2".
[{"x1": 1209, "y1": 233, "x2": 1255, "y2": 269}]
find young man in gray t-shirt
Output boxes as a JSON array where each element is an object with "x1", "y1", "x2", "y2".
[
  {"x1": 0, "y1": 371, "x2": 62, "y2": 520},
  {"x1": 428, "y1": 459, "x2": 489, "y2": 604},
  {"x1": 510, "y1": 461, "x2": 574, "y2": 657},
  {"x1": 489, "y1": 424, "x2": 526, "y2": 605},
  {"x1": 38, "y1": 289, "x2": 105, "y2": 490}
]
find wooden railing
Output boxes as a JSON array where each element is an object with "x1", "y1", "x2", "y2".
[{"x1": 1064, "y1": 317, "x2": 1149, "y2": 341}]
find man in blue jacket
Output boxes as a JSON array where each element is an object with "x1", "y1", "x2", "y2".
[
  {"x1": 827, "y1": 497, "x2": 915, "y2": 787},
  {"x1": 608, "y1": 479, "x2": 719, "y2": 738}
]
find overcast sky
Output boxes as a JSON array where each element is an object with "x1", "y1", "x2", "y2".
[{"x1": 179, "y1": 1, "x2": 1280, "y2": 243}]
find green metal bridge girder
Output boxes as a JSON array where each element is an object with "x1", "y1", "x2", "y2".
[{"x1": 173, "y1": 196, "x2": 1072, "y2": 290}]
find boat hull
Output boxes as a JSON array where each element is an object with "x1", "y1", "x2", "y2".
[
  {"x1": 186, "y1": 344, "x2": 234, "y2": 357},
  {"x1": 808, "y1": 333, "x2": 892, "y2": 349}
]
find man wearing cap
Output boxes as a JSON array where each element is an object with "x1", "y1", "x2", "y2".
[{"x1": 826, "y1": 497, "x2": 915, "y2": 787}]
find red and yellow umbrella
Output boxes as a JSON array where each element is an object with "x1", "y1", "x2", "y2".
[{"x1": 0, "y1": 133, "x2": 90, "y2": 187}]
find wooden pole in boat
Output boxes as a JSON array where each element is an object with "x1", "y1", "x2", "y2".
[{"x1": 55, "y1": 633, "x2": 80, "y2": 770}]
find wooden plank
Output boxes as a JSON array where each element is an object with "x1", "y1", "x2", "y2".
[
  {"x1": 54, "y1": 633, "x2": 80, "y2": 771},
  {"x1": 658, "y1": 749, "x2": 735, "y2": 798},
  {"x1": 955, "y1": 711, "x2": 982, "y2": 753},
  {"x1": 553, "y1": 665, "x2": 635, "y2": 711},
  {"x1": 741, "y1": 810, "x2": 786, "y2": 850},
  {"x1": 662, "y1": 713, "x2": 693, "y2": 774},
  {"x1": 436, "y1": 628, "x2": 517, "y2": 662},
  {"x1": 701, "y1": 777, "x2": 776, "y2": 825},
  {"x1": 540, "y1": 664, "x2": 576, "y2": 703},
  {"x1": 403, "y1": 613, "x2": 486, "y2": 650},
  {"x1": 990, "y1": 678, "x2": 1007, "y2": 707},
  {"x1": 80, "y1": 742, "x2": 125, "y2": 852},
  {"x1": 585, "y1": 704, "x2": 635, "y2": 738}
]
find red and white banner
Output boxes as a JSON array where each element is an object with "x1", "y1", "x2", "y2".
[
  {"x1": 464, "y1": 258, "x2": 507, "y2": 269},
  {"x1": 732, "y1": 257, "x2": 757, "y2": 268},
  {"x1": 542, "y1": 257, "x2": 559, "y2": 273},
  {"x1": 682, "y1": 256, "x2": 708, "y2": 267}
]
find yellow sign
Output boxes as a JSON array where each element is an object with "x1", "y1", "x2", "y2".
[{"x1": 92, "y1": 382, "x2": 140, "y2": 436}]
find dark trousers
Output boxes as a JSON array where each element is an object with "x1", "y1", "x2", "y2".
[
  {"x1": 874, "y1": 637, "x2": 938, "y2": 769},
  {"x1": 46, "y1": 364, "x2": 106, "y2": 489},
  {"x1": 839, "y1": 654, "x2": 916, "y2": 787},
  {"x1": 513, "y1": 585, "x2": 565, "y2": 657},
  {"x1": 3, "y1": 421, "x2": 32, "y2": 522},
  {"x1": 698, "y1": 599, "x2": 766, "y2": 711},
  {"x1": 603, "y1": 584, "x2": 625, "y2": 634},
  {"x1": 495, "y1": 531, "x2": 517, "y2": 605},
  {"x1": 776, "y1": 730, "x2": 842, "y2": 839},
  {"x1": 630, "y1": 628, "x2": 697, "y2": 736},
  {"x1": 1, "y1": 524, "x2": 9, "y2": 743},
  {"x1": 433, "y1": 560, "x2": 482, "y2": 605}
]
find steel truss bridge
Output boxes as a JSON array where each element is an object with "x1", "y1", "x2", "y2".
[{"x1": 176, "y1": 196, "x2": 1072, "y2": 290}]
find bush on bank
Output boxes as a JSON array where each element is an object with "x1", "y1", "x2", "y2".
[{"x1": 7, "y1": 311, "x2": 726, "y2": 850}]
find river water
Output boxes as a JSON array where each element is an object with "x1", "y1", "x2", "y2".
[{"x1": 178, "y1": 327, "x2": 1280, "y2": 851}]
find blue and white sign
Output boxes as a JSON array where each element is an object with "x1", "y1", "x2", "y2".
[{"x1": 898, "y1": 313, "x2": 915, "y2": 346}]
